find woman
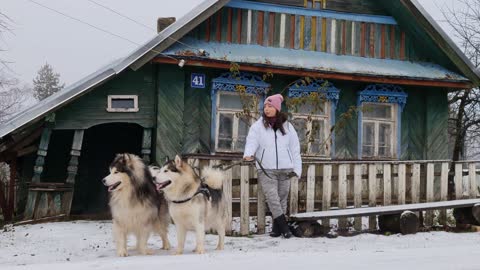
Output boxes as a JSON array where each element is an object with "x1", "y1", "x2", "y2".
[{"x1": 243, "y1": 93, "x2": 302, "y2": 238}]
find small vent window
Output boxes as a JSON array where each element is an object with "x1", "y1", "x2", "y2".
[{"x1": 107, "y1": 95, "x2": 139, "y2": 112}]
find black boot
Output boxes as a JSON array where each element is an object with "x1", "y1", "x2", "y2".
[
  {"x1": 274, "y1": 214, "x2": 292, "y2": 239},
  {"x1": 269, "y1": 219, "x2": 281, "y2": 237}
]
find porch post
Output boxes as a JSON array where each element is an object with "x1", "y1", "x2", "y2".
[
  {"x1": 32, "y1": 126, "x2": 52, "y2": 183},
  {"x1": 141, "y1": 128, "x2": 152, "y2": 164},
  {"x1": 63, "y1": 129, "x2": 84, "y2": 216},
  {"x1": 66, "y1": 130, "x2": 84, "y2": 184}
]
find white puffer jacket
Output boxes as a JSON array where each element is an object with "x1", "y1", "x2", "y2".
[{"x1": 243, "y1": 117, "x2": 302, "y2": 177}]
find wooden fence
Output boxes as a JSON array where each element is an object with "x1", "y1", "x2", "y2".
[{"x1": 187, "y1": 158, "x2": 480, "y2": 236}]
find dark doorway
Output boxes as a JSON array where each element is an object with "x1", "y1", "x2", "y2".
[{"x1": 71, "y1": 123, "x2": 143, "y2": 218}]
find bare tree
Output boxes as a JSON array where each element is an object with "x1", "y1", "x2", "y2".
[{"x1": 442, "y1": 1, "x2": 480, "y2": 161}]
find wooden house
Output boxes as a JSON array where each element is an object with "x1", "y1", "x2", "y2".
[{"x1": 0, "y1": 0, "x2": 479, "y2": 227}]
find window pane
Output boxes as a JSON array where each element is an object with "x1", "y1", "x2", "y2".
[
  {"x1": 218, "y1": 113, "x2": 233, "y2": 150},
  {"x1": 363, "y1": 104, "x2": 392, "y2": 119},
  {"x1": 219, "y1": 93, "x2": 253, "y2": 110},
  {"x1": 111, "y1": 98, "x2": 134, "y2": 109},
  {"x1": 362, "y1": 122, "x2": 375, "y2": 157},
  {"x1": 296, "y1": 100, "x2": 326, "y2": 115},
  {"x1": 234, "y1": 116, "x2": 250, "y2": 151},
  {"x1": 292, "y1": 118, "x2": 308, "y2": 153},
  {"x1": 378, "y1": 123, "x2": 392, "y2": 157},
  {"x1": 310, "y1": 120, "x2": 326, "y2": 155}
]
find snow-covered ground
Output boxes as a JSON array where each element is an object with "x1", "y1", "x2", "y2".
[{"x1": 1, "y1": 220, "x2": 480, "y2": 270}]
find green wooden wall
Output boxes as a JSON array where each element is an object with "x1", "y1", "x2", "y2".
[{"x1": 54, "y1": 65, "x2": 156, "y2": 130}]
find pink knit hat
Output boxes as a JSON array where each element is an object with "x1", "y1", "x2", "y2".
[{"x1": 264, "y1": 94, "x2": 284, "y2": 112}]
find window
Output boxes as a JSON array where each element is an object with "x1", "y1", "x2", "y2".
[
  {"x1": 216, "y1": 92, "x2": 255, "y2": 152},
  {"x1": 288, "y1": 78, "x2": 340, "y2": 157},
  {"x1": 358, "y1": 84, "x2": 407, "y2": 159},
  {"x1": 107, "y1": 95, "x2": 138, "y2": 112},
  {"x1": 211, "y1": 72, "x2": 270, "y2": 153},
  {"x1": 361, "y1": 103, "x2": 396, "y2": 158}
]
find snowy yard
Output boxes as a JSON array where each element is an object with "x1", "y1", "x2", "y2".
[{"x1": 1, "y1": 220, "x2": 480, "y2": 270}]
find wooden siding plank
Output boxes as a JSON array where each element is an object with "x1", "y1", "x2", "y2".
[
  {"x1": 310, "y1": 16, "x2": 316, "y2": 50},
  {"x1": 224, "y1": 168, "x2": 233, "y2": 235},
  {"x1": 338, "y1": 164, "x2": 348, "y2": 230},
  {"x1": 469, "y1": 163, "x2": 477, "y2": 198},
  {"x1": 455, "y1": 163, "x2": 463, "y2": 199},
  {"x1": 360, "y1": 22, "x2": 366, "y2": 57},
  {"x1": 321, "y1": 17, "x2": 327, "y2": 52},
  {"x1": 289, "y1": 173, "x2": 299, "y2": 215},
  {"x1": 329, "y1": 19, "x2": 336, "y2": 54},
  {"x1": 400, "y1": 31, "x2": 406, "y2": 60},
  {"x1": 257, "y1": 177, "x2": 266, "y2": 234},
  {"x1": 306, "y1": 165, "x2": 316, "y2": 212},
  {"x1": 304, "y1": 16, "x2": 312, "y2": 50},
  {"x1": 237, "y1": 9, "x2": 242, "y2": 43},
  {"x1": 383, "y1": 164, "x2": 392, "y2": 206},
  {"x1": 345, "y1": 20, "x2": 352, "y2": 55},
  {"x1": 246, "y1": 10, "x2": 253, "y2": 45},
  {"x1": 221, "y1": 8, "x2": 228, "y2": 43},
  {"x1": 240, "y1": 165, "x2": 250, "y2": 236},
  {"x1": 353, "y1": 164, "x2": 362, "y2": 231},
  {"x1": 257, "y1": 11, "x2": 264, "y2": 45},
  {"x1": 398, "y1": 164, "x2": 406, "y2": 204},
  {"x1": 425, "y1": 163, "x2": 435, "y2": 227},
  {"x1": 411, "y1": 164, "x2": 421, "y2": 204},
  {"x1": 263, "y1": 11, "x2": 270, "y2": 46},
  {"x1": 290, "y1": 14, "x2": 295, "y2": 49},
  {"x1": 390, "y1": 25, "x2": 395, "y2": 59},
  {"x1": 274, "y1": 13, "x2": 281, "y2": 47},
  {"x1": 341, "y1": 20, "x2": 347, "y2": 55},
  {"x1": 299, "y1": 15, "x2": 305, "y2": 49},
  {"x1": 280, "y1": 13, "x2": 287, "y2": 48},
  {"x1": 227, "y1": 8, "x2": 233, "y2": 43},
  {"x1": 322, "y1": 164, "x2": 332, "y2": 227},
  {"x1": 269, "y1": 12, "x2": 275, "y2": 46},
  {"x1": 369, "y1": 23, "x2": 375, "y2": 58},
  {"x1": 368, "y1": 164, "x2": 377, "y2": 230},
  {"x1": 439, "y1": 162, "x2": 449, "y2": 225},
  {"x1": 216, "y1": 11, "x2": 222, "y2": 42},
  {"x1": 241, "y1": 9, "x2": 248, "y2": 44},
  {"x1": 335, "y1": 19, "x2": 342, "y2": 54},
  {"x1": 380, "y1": 24, "x2": 386, "y2": 59}
]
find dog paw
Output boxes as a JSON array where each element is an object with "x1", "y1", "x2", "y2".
[
  {"x1": 215, "y1": 246, "x2": 224, "y2": 251},
  {"x1": 162, "y1": 243, "x2": 171, "y2": 250},
  {"x1": 139, "y1": 248, "x2": 154, "y2": 255},
  {"x1": 173, "y1": 250, "x2": 183, "y2": 255},
  {"x1": 195, "y1": 248, "x2": 205, "y2": 254},
  {"x1": 117, "y1": 249, "x2": 128, "y2": 257}
]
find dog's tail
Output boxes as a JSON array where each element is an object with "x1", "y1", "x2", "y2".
[{"x1": 201, "y1": 167, "x2": 224, "y2": 190}]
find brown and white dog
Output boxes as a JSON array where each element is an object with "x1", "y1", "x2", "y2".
[
  {"x1": 149, "y1": 155, "x2": 226, "y2": 255},
  {"x1": 102, "y1": 153, "x2": 171, "y2": 256}
]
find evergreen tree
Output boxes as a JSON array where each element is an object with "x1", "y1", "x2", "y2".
[{"x1": 33, "y1": 63, "x2": 65, "y2": 101}]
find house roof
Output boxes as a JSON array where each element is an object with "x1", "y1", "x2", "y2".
[
  {"x1": 0, "y1": 0, "x2": 478, "y2": 141},
  {"x1": 164, "y1": 38, "x2": 470, "y2": 83}
]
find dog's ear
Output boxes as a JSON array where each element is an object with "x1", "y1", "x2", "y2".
[{"x1": 174, "y1": 155, "x2": 183, "y2": 168}]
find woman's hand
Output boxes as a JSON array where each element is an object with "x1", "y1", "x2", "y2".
[{"x1": 243, "y1": 156, "x2": 254, "y2": 161}]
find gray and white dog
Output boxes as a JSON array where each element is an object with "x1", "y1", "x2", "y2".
[{"x1": 150, "y1": 155, "x2": 226, "y2": 255}]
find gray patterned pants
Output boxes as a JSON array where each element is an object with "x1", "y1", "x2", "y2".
[{"x1": 258, "y1": 169, "x2": 293, "y2": 219}]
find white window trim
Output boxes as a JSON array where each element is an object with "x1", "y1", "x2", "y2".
[
  {"x1": 361, "y1": 102, "x2": 398, "y2": 158},
  {"x1": 291, "y1": 101, "x2": 331, "y2": 157},
  {"x1": 106, "y1": 95, "x2": 139, "y2": 112},
  {"x1": 214, "y1": 92, "x2": 256, "y2": 152}
]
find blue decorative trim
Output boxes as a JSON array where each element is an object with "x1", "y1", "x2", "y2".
[
  {"x1": 227, "y1": 0, "x2": 398, "y2": 25},
  {"x1": 357, "y1": 84, "x2": 408, "y2": 159},
  {"x1": 358, "y1": 84, "x2": 408, "y2": 111},
  {"x1": 212, "y1": 72, "x2": 270, "y2": 95},
  {"x1": 287, "y1": 78, "x2": 340, "y2": 106}
]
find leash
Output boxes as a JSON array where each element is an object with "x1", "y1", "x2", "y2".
[{"x1": 212, "y1": 156, "x2": 274, "y2": 179}]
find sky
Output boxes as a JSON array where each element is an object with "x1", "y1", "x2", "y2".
[{"x1": 1, "y1": 0, "x2": 464, "y2": 88}]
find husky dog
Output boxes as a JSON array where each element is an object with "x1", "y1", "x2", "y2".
[
  {"x1": 102, "y1": 153, "x2": 171, "y2": 257},
  {"x1": 150, "y1": 155, "x2": 226, "y2": 255}
]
